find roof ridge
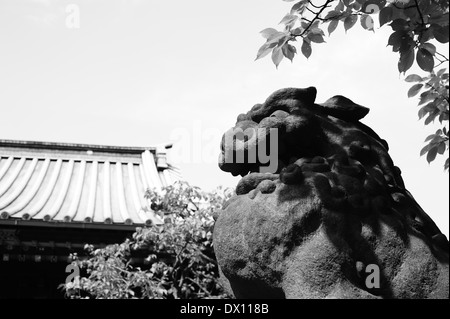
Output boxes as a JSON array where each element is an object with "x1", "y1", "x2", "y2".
[{"x1": 0, "y1": 139, "x2": 173, "y2": 154}]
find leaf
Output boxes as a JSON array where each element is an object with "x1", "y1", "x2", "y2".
[
  {"x1": 433, "y1": 129, "x2": 443, "y2": 139},
  {"x1": 301, "y1": 39, "x2": 312, "y2": 59},
  {"x1": 328, "y1": 20, "x2": 339, "y2": 35},
  {"x1": 255, "y1": 42, "x2": 276, "y2": 60},
  {"x1": 379, "y1": 6, "x2": 393, "y2": 27},
  {"x1": 405, "y1": 74, "x2": 423, "y2": 82},
  {"x1": 398, "y1": 48, "x2": 415, "y2": 73},
  {"x1": 434, "y1": 102, "x2": 447, "y2": 114},
  {"x1": 418, "y1": 106, "x2": 428, "y2": 119},
  {"x1": 436, "y1": 100, "x2": 448, "y2": 112},
  {"x1": 403, "y1": 6, "x2": 419, "y2": 21},
  {"x1": 436, "y1": 68, "x2": 447, "y2": 77},
  {"x1": 416, "y1": 48, "x2": 435, "y2": 72},
  {"x1": 280, "y1": 14, "x2": 298, "y2": 27},
  {"x1": 309, "y1": 27, "x2": 325, "y2": 36},
  {"x1": 388, "y1": 30, "x2": 407, "y2": 52},
  {"x1": 425, "y1": 134, "x2": 436, "y2": 142},
  {"x1": 308, "y1": 33, "x2": 325, "y2": 43},
  {"x1": 266, "y1": 32, "x2": 290, "y2": 47},
  {"x1": 420, "y1": 143, "x2": 432, "y2": 156},
  {"x1": 422, "y1": 101, "x2": 437, "y2": 112},
  {"x1": 351, "y1": 1, "x2": 362, "y2": 11},
  {"x1": 429, "y1": 13, "x2": 450, "y2": 26},
  {"x1": 324, "y1": 10, "x2": 341, "y2": 20},
  {"x1": 264, "y1": 31, "x2": 286, "y2": 45},
  {"x1": 425, "y1": 112, "x2": 437, "y2": 125},
  {"x1": 335, "y1": 1, "x2": 344, "y2": 12},
  {"x1": 260, "y1": 28, "x2": 279, "y2": 39},
  {"x1": 432, "y1": 24, "x2": 449, "y2": 43},
  {"x1": 291, "y1": 27, "x2": 303, "y2": 36},
  {"x1": 282, "y1": 44, "x2": 297, "y2": 62},
  {"x1": 291, "y1": 1, "x2": 307, "y2": 14},
  {"x1": 419, "y1": 29, "x2": 434, "y2": 44},
  {"x1": 360, "y1": 14, "x2": 374, "y2": 31},
  {"x1": 390, "y1": 19, "x2": 408, "y2": 31},
  {"x1": 420, "y1": 42, "x2": 436, "y2": 56},
  {"x1": 419, "y1": 91, "x2": 438, "y2": 105},
  {"x1": 272, "y1": 47, "x2": 284, "y2": 68},
  {"x1": 399, "y1": 34, "x2": 413, "y2": 53},
  {"x1": 438, "y1": 142, "x2": 446, "y2": 155},
  {"x1": 408, "y1": 84, "x2": 423, "y2": 97},
  {"x1": 255, "y1": 47, "x2": 273, "y2": 62},
  {"x1": 426, "y1": 146, "x2": 438, "y2": 163},
  {"x1": 344, "y1": 15, "x2": 358, "y2": 32}
]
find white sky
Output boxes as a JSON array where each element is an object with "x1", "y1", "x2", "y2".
[{"x1": 0, "y1": 0, "x2": 448, "y2": 236}]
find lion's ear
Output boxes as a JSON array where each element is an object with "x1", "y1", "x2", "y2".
[{"x1": 320, "y1": 95, "x2": 370, "y2": 122}]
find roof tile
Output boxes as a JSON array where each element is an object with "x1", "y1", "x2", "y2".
[{"x1": 0, "y1": 140, "x2": 181, "y2": 227}]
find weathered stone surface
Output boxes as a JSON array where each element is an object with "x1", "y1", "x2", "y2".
[
  {"x1": 214, "y1": 87, "x2": 449, "y2": 299},
  {"x1": 320, "y1": 95, "x2": 370, "y2": 122}
]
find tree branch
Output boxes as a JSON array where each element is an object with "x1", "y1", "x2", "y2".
[
  {"x1": 298, "y1": 0, "x2": 335, "y2": 37},
  {"x1": 435, "y1": 60, "x2": 448, "y2": 68},
  {"x1": 414, "y1": 0, "x2": 426, "y2": 26},
  {"x1": 199, "y1": 251, "x2": 218, "y2": 265},
  {"x1": 436, "y1": 51, "x2": 449, "y2": 63},
  {"x1": 305, "y1": 6, "x2": 318, "y2": 15},
  {"x1": 308, "y1": 0, "x2": 333, "y2": 10}
]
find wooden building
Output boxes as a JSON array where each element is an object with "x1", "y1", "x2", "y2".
[{"x1": 0, "y1": 140, "x2": 181, "y2": 298}]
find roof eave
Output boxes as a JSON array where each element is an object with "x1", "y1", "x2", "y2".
[{"x1": 0, "y1": 139, "x2": 173, "y2": 155}]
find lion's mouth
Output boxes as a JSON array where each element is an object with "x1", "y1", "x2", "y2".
[{"x1": 231, "y1": 154, "x2": 348, "y2": 196}]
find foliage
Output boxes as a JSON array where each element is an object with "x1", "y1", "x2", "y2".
[
  {"x1": 406, "y1": 70, "x2": 449, "y2": 168},
  {"x1": 257, "y1": 0, "x2": 449, "y2": 169},
  {"x1": 61, "y1": 181, "x2": 233, "y2": 299}
]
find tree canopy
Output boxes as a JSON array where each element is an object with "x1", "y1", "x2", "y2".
[{"x1": 257, "y1": 0, "x2": 449, "y2": 169}]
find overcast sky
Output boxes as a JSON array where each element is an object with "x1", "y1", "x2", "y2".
[{"x1": 0, "y1": 0, "x2": 448, "y2": 236}]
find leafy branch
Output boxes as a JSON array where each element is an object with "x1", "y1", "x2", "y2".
[
  {"x1": 297, "y1": 0, "x2": 335, "y2": 37},
  {"x1": 256, "y1": 0, "x2": 449, "y2": 169},
  {"x1": 406, "y1": 69, "x2": 449, "y2": 168}
]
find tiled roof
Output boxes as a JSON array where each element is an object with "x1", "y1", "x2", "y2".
[{"x1": 0, "y1": 140, "x2": 182, "y2": 227}]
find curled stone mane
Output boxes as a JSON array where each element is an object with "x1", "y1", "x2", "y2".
[{"x1": 214, "y1": 87, "x2": 449, "y2": 299}]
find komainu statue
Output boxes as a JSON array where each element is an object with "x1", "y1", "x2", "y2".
[{"x1": 214, "y1": 87, "x2": 449, "y2": 299}]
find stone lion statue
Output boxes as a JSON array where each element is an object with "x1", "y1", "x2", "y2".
[{"x1": 213, "y1": 87, "x2": 449, "y2": 299}]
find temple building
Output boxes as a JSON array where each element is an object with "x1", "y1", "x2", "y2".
[{"x1": 0, "y1": 139, "x2": 181, "y2": 298}]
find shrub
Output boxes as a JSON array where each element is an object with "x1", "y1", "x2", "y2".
[{"x1": 61, "y1": 181, "x2": 233, "y2": 299}]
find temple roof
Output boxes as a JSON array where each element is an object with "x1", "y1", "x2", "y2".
[{"x1": 0, "y1": 140, "x2": 182, "y2": 228}]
